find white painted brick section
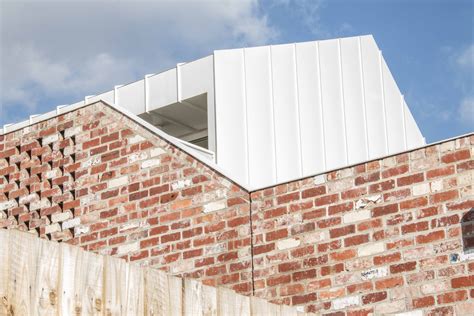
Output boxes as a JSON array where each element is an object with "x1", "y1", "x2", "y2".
[
  {"x1": 128, "y1": 135, "x2": 145, "y2": 144},
  {"x1": 360, "y1": 266, "x2": 388, "y2": 280},
  {"x1": 205, "y1": 242, "x2": 227, "y2": 255},
  {"x1": 62, "y1": 217, "x2": 81, "y2": 230},
  {"x1": 45, "y1": 223, "x2": 61, "y2": 234},
  {"x1": 128, "y1": 152, "x2": 148, "y2": 163},
  {"x1": 109, "y1": 176, "x2": 129, "y2": 188},
  {"x1": 172, "y1": 179, "x2": 192, "y2": 190},
  {"x1": 358, "y1": 242, "x2": 385, "y2": 257},
  {"x1": 431, "y1": 180, "x2": 443, "y2": 192},
  {"x1": 332, "y1": 296, "x2": 360, "y2": 310},
  {"x1": 150, "y1": 147, "x2": 166, "y2": 157},
  {"x1": 313, "y1": 174, "x2": 326, "y2": 185},
  {"x1": 74, "y1": 225, "x2": 90, "y2": 236},
  {"x1": 276, "y1": 238, "x2": 300, "y2": 250},
  {"x1": 393, "y1": 311, "x2": 423, "y2": 316},
  {"x1": 141, "y1": 159, "x2": 160, "y2": 169},
  {"x1": 51, "y1": 211, "x2": 72, "y2": 223},
  {"x1": 82, "y1": 156, "x2": 101, "y2": 168},
  {"x1": 374, "y1": 300, "x2": 406, "y2": 314},
  {"x1": 412, "y1": 183, "x2": 429, "y2": 196},
  {"x1": 64, "y1": 126, "x2": 82, "y2": 138},
  {"x1": 43, "y1": 134, "x2": 59, "y2": 145},
  {"x1": 0, "y1": 200, "x2": 17, "y2": 211},
  {"x1": 343, "y1": 209, "x2": 371, "y2": 224},
  {"x1": 203, "y1": 200, "x2": 226, "y2": 213},
  {"x1": 117, "y1": 241, "x2": 139, "y2": 255}
]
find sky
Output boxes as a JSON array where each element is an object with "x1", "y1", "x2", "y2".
[{"x1": 0, "y1": 0, "x2": 472, "y2": 143}]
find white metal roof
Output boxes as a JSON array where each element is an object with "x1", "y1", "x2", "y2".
[{"x1": 1, "y1": 35, "x2": 425, "y2": 190}]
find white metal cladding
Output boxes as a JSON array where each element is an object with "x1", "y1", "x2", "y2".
[
  {"x1": 213, "y1": 35, "x2": 425, "y2": 189},
  {"x1": 2, "y1": 35, "x2": 425, "y2": 191}
]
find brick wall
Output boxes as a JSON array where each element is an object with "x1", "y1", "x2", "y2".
[
  {"x1": 0, "y1": 102, "x2": 253, "y2": 293},
  {"x1": 251, "y1": 135, "x2": 474, "y2": 315},
  {"x1": 1, "y1": 101, "x2": 473, "y2": 315}
]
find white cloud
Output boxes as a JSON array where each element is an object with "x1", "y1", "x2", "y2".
[
  {"x1": 457, "y1": 44, "x2": 474, "y2": 69},
  {"x1": 0, "y1": 0, "x2": 277, "y2": 118},
  {"x1": 458, "y1": 96, "x2": 474, "y2": 125}
]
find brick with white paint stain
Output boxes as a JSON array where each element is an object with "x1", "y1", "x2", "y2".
[
  {"x1": 51, "y1": 211, "x2": 72, "y2": 223},
  {"x1": 141, "y1": 159, "x2": 160, "y2": 169},
  {"x1": 360, "y1": 267, "x2": 388, "y2": 280},
  {"x1": 412, "y1": 183, "x2": 429, "y2": 196},
  {"x1": 45, "y1": 223, "x2": 61, "y2": 234},
  {"x1": 276, "y1": 238, "x2": 300, "y2": 250},
  {"x1": 332, "y1": 296, "x2": 360, "y2": 310},
  {"x1": 343, "y1": 209, "x2": 371, "y2": 224},
  {"x1": 117, "y1": 241, "x2": 139, "y2": 255},
  {"x1": 109, "y1": 176, "x2": 129, "y2": 188},
  {"x1": 358, "y1": 241, "x2": 385, "y2": 257},
  {"x1": 204, "y1": 200, "x2": 226, "y2": 213}
]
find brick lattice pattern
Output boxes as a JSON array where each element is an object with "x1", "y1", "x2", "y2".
[{"x1": 1, "y1": 101, "x2": 473, "y2": 315}]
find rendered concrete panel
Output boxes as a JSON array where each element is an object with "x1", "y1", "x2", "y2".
[
  {"x1": 271, "y1": 43, "x2": 302, "y2": 182},
  {"x1": 295, "y1": 41, "x2": 326, "y2": 175},
  {"x1": 244, "y1": 46, "x2": 276, "y2": 188},
  {"x1": 319, "y1": 39, "x2": 347, "y2": 170}
]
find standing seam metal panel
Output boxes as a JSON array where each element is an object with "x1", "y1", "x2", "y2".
[
  {"x1": 340, "y1": 37, "x2": 369, "y2": 164},
  {"x1": 319, "y1": 39, "x2": 347, "y2": 171},
  {"x1": 214, "y1": 50, "x2": 249, "y2": 185},
  {"x1": 295, "y1": 41, "x2": 326, "y2": 175},
  {"x1": 244, "y1": 47, "x2": 277, "y2": 188},
  {"x1": 270, "y1": 44, "x2": 303, "y2": 183},
  {"x1": 361, "y1": 36, "x2": 387, "y2": 158}
]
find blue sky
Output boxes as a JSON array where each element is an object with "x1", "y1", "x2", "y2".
[{"x1": 1, "y1": 0, "x2": 472, "y2": 142}]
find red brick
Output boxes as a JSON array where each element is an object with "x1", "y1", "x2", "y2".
[
  {"x1": 441, "y1": 149, "x2": 470, "y2": 163},
  {"x1": 430, "y1": 190, "x2": 459, "y2": 204},
  {"x1": 277, "y1": 192, "x2": 300, "y2": 205},
  {"x1": 457, "y1": 160, "x2": 474, "y2": 172},
  {"x1": 314, "y1": 194, "x2": 339, "y2": 206},
  {"x1": 372, "y1": 203, "x2": 398, "y2": 217},
  {"x1": 402, "y1": 222, "x2": 429, "y2": 234},
  {"x1": 302, "y1": 186, "x2": 326, "y2": 199},
  {"x1": 328, "y1": 202, "x2": 353, "y2": 215},
  {"x1": 373, "y1": 252, "x2": 401, "y2": 265},
  {"x1": 451, "y1": 275, "x2": 474, "y2": 288},
  {"x1": 293, "y1": 269, "x2": 316, "y2": 281},
  {"x1": 400, "y1": 197, "x2": 428, "y2": 210},
  {"x1": 382, "y1": 164, "x2": 409, "y2": 178},
  {"x1": 267, "y1": 275, "x2": 291, "y2": 286},
  {"x1": 390, "y1": 261, "x2": 417, "y2": 274},
  {"x1": 412, "y1": 296, "x2": 435, "y2": 308},
  {"x1": 416, "y1": 230, "x2": 445, "y2": 244},
  {"x1": 397, "y1": 173, "x2": 424, "y2": 186},
  {"x1": 375, "y1": 276, "x2": 403, "y2": 289},
  {"x1": 347, "y1": 281, "x2": 373, "y2": 294},
  {"x1": 291, "y1": 293, "x2": 317, "y2": 305},
  {"x1": 266, "y1": 228, "x2": 288, "y2": 241},
  {"x1": 330, "y1": 249, "x2": 356, "y2": 261},
  {"x1": 330, "y1": 225, "x2": 355, "y2": 238},
  {"x1": 361, "y1": 291, "x2": 387, "y2": 304},
  {"x1": 355, "y1": 172, "x2": 380, "y2": 185},
  {"x1": 426, "y1": 165, "x2": 455, "y2": 179},
  {"x1": 344, "y1": 234, "x2": 369, "y2": 247}
]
